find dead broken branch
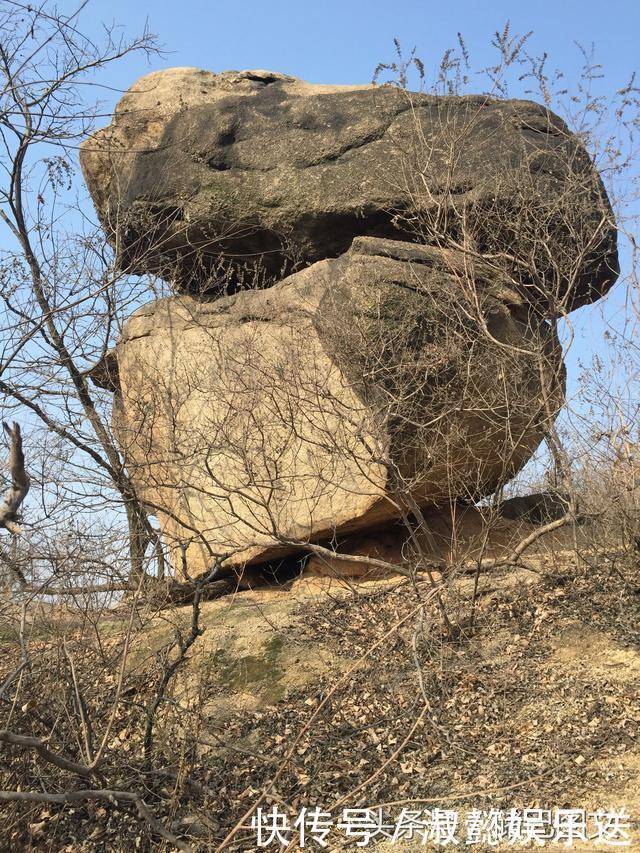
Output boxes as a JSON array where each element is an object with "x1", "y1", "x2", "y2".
[
  {"x1": 0, "y1": 422, "x2": 30, "y2": 536},
  {"x1": 0, "y1": 787, "x2": 192, "y2": 852}
]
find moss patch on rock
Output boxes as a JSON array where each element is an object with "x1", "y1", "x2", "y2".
[{"x1": 208, "y1": 634, "x2": 287, "y2": 704}]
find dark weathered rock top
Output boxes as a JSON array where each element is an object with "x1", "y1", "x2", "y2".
[{"x1": 81, "y1": 67, "x2": 618, "y2": 311}]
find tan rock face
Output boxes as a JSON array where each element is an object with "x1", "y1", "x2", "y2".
[{"x1": 103, "y1": 238, "x2": 565, "y2": 574}]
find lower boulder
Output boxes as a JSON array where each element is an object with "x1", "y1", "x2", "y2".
[{"x1": 95, "y1": 237, "x2": 565, "y2": 574}]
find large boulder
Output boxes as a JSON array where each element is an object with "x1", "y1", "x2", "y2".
[
  {"x1": 80, "y1": 67, "x2": 618, "y2": 311},
  {"x1": 93, "y1": 237, "x2": 565, "y2": 574}
]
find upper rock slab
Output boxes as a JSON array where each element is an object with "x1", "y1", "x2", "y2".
[{"x1": 81, "y1": 67, "x2": 618, "y2": 310}]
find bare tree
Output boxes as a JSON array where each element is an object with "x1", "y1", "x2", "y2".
[{"x1": 0, "y1": 0, "x2": 167, "y2": 589}]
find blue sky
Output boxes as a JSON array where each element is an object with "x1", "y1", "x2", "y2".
[{"x1": 89, "y1": 0, "x2": 639, "y2": 93}]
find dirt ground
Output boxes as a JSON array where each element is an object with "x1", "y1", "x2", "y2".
[{"x1": 1, "y1": 536, "x2": 639, "y2": 851}]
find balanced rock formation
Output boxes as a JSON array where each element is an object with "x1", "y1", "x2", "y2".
[
  {"x1": 83, "y1": 68, "x2": 618, "y2": 578},
  {"x1": 81, "y1": 67, "x2": 618, "y2": 311},
  {"x1": 94, "y1": 236, "x2": 564, "y2": 573}
]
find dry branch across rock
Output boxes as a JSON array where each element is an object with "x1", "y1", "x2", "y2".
[
  {"x1": 92, "y1": 238, "x2": 565, "y2": 574},
  {"x1": 81, "y1": 67, "x2": 617, "y2": 581}
]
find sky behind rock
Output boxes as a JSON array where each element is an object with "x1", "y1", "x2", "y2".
[{"x1": 84, "y1": 0, "x2": 638, "y2": 94}]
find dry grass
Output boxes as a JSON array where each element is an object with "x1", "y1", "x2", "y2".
[{"x1": 1, "y1": 538, "x2": 638, "y2": 851}]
